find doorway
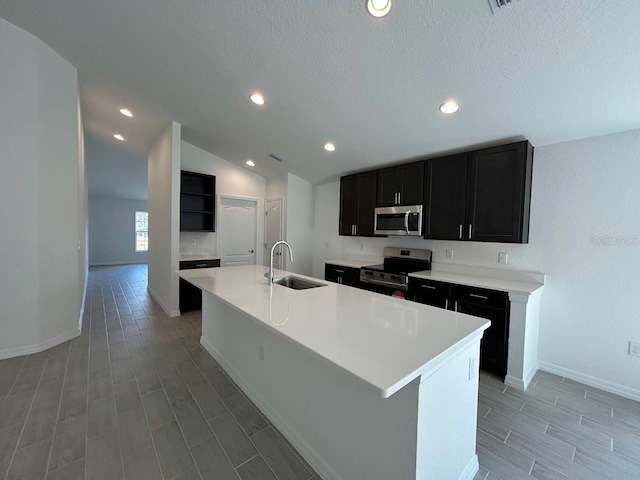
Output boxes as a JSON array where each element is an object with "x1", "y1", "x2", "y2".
[
  {"x1": 216, "y1": 195, "x2": 258, "y2": 267},
  {"x1": 265, "y1": 198, "x2": 284, "y2": 270}
]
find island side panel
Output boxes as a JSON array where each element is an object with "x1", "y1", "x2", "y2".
[
  {"x1": 201, "y1": 292, "x2": 420, "y2": 480},
  {"x1": 415, "y1": 341, "x2": 481, "y2": 480}
]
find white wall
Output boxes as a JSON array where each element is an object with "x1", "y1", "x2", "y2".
[
  {"x1": 312, "y1": 128, "x2": 640, "y2": 397},
  {"x1": 286, "y1": 173, "x2": 315, "y2": 276},
  {"x1": 0, "y1": 17, "x2": 83, "y2": 356},
  {"x1": 179, "y1": 141, "x2": 267, "y2": 266},
  {"x1": 148, "y1": 122, "x2": 181, "y2": 317},
  {"x1": 89, "y1": 196, "x2": 148, "y2": 266},
  {"x1": 78, "y1": 102, "x2": 88, "y2": 329},
  {"x1": 85, "y1": 132, "x2": 147, "y2": 201}
]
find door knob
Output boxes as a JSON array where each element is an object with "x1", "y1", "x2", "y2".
[{"x1": 249, "y1": 250, "x2": 254, "y2": 253}]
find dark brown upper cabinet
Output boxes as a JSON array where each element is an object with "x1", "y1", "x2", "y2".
[
  {"x1": 339, "y1": 171, "x2": 377, "y2": 237},
  {"x1": 376, "y1": 162, "x2": 424, "y2": 207},
  {"x1": 423, "y1": 141, "x2": 533, "y2": 243},
  {"x1": 423, "y1": 154, "x2": 469, "y2": 240}
]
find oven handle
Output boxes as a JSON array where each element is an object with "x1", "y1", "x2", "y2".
[{"x1": 360, "y1": 276, "x2": 408, "y2": 291}]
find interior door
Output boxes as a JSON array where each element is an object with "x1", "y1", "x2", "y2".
[
  {"x1": 217, "y1": 196, "x2": 257, "y2": 267},
  {"x1": 265, "y1": 198, "x2": 283, "y2": 270}
]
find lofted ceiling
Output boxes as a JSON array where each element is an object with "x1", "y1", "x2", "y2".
[{"x1": 1, "y1": 0, "x2": 639, "y2": 184}]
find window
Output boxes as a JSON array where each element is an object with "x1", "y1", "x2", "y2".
[{"x1": 135, "y1": 211, "x2": 148, "y2": 252}]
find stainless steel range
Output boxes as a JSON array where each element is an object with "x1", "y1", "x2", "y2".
[{"x1": 359, "y1": 247, "x2": 432, "y2": 291}]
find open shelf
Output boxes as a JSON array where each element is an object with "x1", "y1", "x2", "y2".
[{"x1": 180, "y1": 171, "x2": 215, "y2": 232}]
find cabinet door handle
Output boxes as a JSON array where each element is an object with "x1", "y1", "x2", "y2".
[
  {"x1": 459, "y1": 224, "x2": 463, "y2": 239},
  {"x1": 469, "y1": 293, "x2": 488, "y2": 300},
  {"x1": 468, "y1": 224, "x2": 472, "y2": 239},
  {"x1": 354, "y1": 224, "x2": 357, "y2": 235},
  {"x1": 454, "y1": 301, "x2": 459, "y2": 312},
  {"x1": 445, "y1": 299, "x2": 449, "y2": 310},
  {"x1": 195, "y1": 263, "x2": 208, "y2": 267},
  {"x1": 398, "y1": 192, "x2": 401, "y2": 204},
  {"x1": 420, "y1": 284, "x2": 436, "y2": 290},
  {"x1": 335, "y1": 269, "x2": 345, "y2": 273}
]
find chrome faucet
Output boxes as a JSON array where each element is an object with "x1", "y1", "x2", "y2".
[{"x1": 268, "y1": 240, "x2": 294, "y2": 285}]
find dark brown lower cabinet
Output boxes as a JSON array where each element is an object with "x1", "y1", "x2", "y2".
[
  {"x1": 408, "y1": 279, "x2": 510, "y2": 378},
  {"x1": 324, "y1": 264, "x2": 361, "y2": 287},
  {"x1": 455, "y1": 300, "x2": 509, "y2": 377},
  {"x1": 179, "y1": 259, "x2": 220, "y2": 313}
]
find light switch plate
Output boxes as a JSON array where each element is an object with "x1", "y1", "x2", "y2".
[
  {"x1": 446, "y1": 249, "x2": 454, "y2": 259},
  {"x1": 498, "y1": 252, "x2": 508, "y2": 264}
]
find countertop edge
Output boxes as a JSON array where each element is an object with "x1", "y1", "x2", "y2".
[
  {"x1": 178, "y1": 266, "x2": 491, "y2": 398},
  {"x1": 408, "y1": 271, "x2": 543, "y2": 294}
]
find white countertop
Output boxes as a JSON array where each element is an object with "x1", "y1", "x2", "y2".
[
  {"x1": 179, "y1": 265, "x2": 489, "y2": 398},
  {"x1": 409, "y1": 270, "x2": 543, "y2": 294},
  {"x1": 324, "y1": 258, "x2": 380, "y2": 268}
]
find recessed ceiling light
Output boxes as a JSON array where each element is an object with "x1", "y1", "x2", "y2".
[
  {"x1": 119, "y1": 108, "x2": 133, "y2": 117},
  {"x1": 324, "y1": 142, "x2": 336, "y2": 152},
  {"x1": 246, "y1": 160, "x2": 255, "y2": 167},
  {"x1": 113, "y1": 134, "x2": 124, "y2": 141},
  {"x1": 249, "y1": 93, "x2": 265, "y2": 105},
  {"x1": 366, "y1": 0, "x2": 391, "y2": 18},
  {"x1": 439, "y1": 101, "x2": 460, "y2": 114}
]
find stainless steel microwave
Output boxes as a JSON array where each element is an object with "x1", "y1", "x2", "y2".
[{"x1": 374, "y1": 205, "x2": 423, "y2": 236}]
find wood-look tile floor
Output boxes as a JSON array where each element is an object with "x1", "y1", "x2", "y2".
[
  {"x1": 0, "y1": 264, "x2": 638, "y2": 480},
  {"x1": 0, "y1": 264, "x2": 317, "y2": 480},
  {"x1": 474, "y1": 369, "x2": 640, "y2": 480}
]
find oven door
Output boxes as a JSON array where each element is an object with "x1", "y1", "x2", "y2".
[{"x1": 374, "y1": 206, "x2": 422, "y2": 236}]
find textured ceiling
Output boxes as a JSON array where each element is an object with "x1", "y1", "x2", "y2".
[{"x1": 1, "y1": 0, "x2": 640, "y2": 184}]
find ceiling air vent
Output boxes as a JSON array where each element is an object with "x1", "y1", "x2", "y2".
[
  {"x1": 488, "y1": 0, "x2": 520, "y2": 13},
  {"x1": 269, "y1": 153, "x2": 286, "y2": 163}
]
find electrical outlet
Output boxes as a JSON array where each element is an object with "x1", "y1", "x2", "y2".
[
  {"x1": 629, "y1": 342, "x2": 640, "y2": 357},
  {"x1": 360, "y1": 243, "x2": 365, "y2": 251},
  {"x1": 191, "y1": 238, "x2": 197, "y2": 246},
  {"x1": 446, "y1": 249, "x2": 454, "y2": 259},
  {"x1": 468, "y1": 357, "x2": 478, "y2": 380},
  {"x1": 498, "y1": 252, "x2": 508, "y2": 264}
]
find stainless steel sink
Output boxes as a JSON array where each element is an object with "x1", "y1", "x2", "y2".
[{"x1": 272, "y1": 276, "x2": 326, "y2": 290}]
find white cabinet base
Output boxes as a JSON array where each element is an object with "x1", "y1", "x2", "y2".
[{"x1": 201, "y1": 292, "x2": 483, "y2": 480}]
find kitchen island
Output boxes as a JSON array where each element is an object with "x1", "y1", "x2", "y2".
[{"x1": 179, "y1": 265, "x2": 489, "y2": 480}]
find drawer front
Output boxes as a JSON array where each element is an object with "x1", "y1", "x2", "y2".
[
  {"x1": 179, "y1": 259, "x2": 221, "y2": 270},
  {"x1": 451, "y1": 284, "x2": 508, "y2": 310},
  {"x1": 325, "y1": 264, "x2": 360, "y2": 279},
  {"x1": 408, "y1": 278, "x2": 451, "y2": 298}
]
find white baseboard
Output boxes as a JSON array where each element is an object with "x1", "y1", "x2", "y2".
[
  {"x1": 0, "y1": 328, "x2": 81, "y2": 360},
  {"x1": 505, "y1": 361, "x2": 538, "y2": 391},
  {"x1": 538, "y1": 361, "x2": 640, "y2": 402},
  {"x1": 459, "y1": 455, "x2": 479, "y2": 480},
  {"x1": 147, "y1": 286, "x2": 180, "y2": 318},
  {"x1": 200, "y1": 337, "x2": 341, "y2": 480}
]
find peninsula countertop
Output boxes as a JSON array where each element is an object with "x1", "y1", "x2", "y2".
[{"x1": 178, "y1": 265, "x2": 489, "y2": 398}]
